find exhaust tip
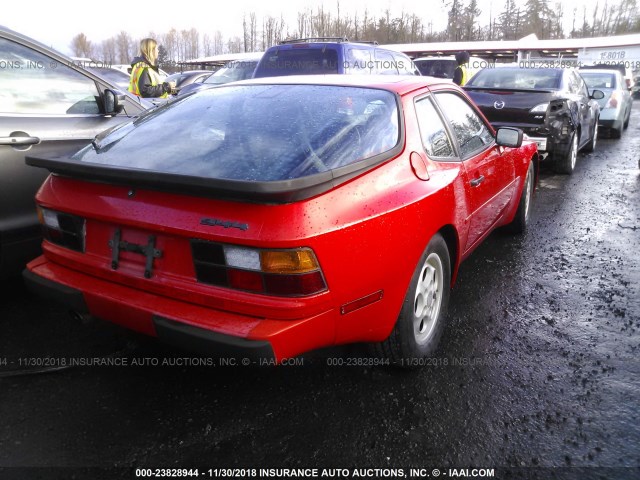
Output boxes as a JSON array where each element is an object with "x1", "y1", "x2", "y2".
[{"x1": 69, "y1": 310, "x2": 92, "y2": 324}]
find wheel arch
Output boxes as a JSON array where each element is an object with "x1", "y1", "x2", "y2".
[
  {"x1": 438, "y1": 224, "x2": 460, "y2": 286},
  {"x1": 532, "y1": 151, "x2": 541, "y2": 190}
]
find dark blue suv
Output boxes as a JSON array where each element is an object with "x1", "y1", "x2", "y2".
[{"x1": 253, "y1": 37, "x2": 420, "y2": 78}]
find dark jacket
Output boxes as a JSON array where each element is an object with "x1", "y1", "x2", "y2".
[
  {"x1": 453, "y1": 65, "x2": 468, "y2": 86},
  {"x1": 129, "y1": 56, "x2": 171, "y2": 98}
]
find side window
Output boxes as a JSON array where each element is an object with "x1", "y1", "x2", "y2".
[
  {"x1": 414, "y1": 97, "x2": 455, "y2": 158},
  {"x1": 0, "y1": 37, "x2": 101, "y2": 115},
  {"x1": 567, "y1": 72, "x2": 581, "y2": 95},
  {"x1": 346, "y1": 48, "x2": 372, "y2": 74},
  {"x1": 393, "y1": 53, "x2": 415, "y2": 75},
  {"x1": 374, "y1": 50, "x2": 398, "y2": 75},
  {"x1": 434, "y1": 92, "x2": 494, "y2": 158},
  {"x1": 577, "y1": 75, "x2": 589, "y2": 97}
]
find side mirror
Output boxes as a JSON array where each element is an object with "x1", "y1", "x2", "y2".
[
  {"x1": 496, "y1": 127, "x2": 523, "y2": 148},
  {"x1": 103, "y1": 88, "x2": 125, "y2": 115},
  {"x1": 590, "y1": 89, "x2": 605, "y2": 100}
]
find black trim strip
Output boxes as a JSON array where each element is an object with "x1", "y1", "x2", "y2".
[
  {"x1": 26, "y1": 139, "x2": 403, "y2": 204},
  {"x1": 22, "y1": 269, "x2": 89, "y2": 314},
  {"x1": 153, "y1": 315, "x2": 275, "y2": 361}
]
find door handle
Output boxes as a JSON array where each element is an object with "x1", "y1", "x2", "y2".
[
  {"x1": 0, "y1": 136, "x2": 40, "y2": 146},
  {"x1": 470, "y1": 175, "x2": 485, "y2": 187}
]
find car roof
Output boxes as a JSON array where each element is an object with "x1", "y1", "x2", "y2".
[
  {"x1": 479, "y1": 65, "x2": 569, "y2": 72},
  {"x1": 414, "y1": 55, "x2": 483, "y2": 61},
  {"x1": 230, "y1": 74, "x2": 450, "y2": 95},
  {"x1": 267, "y1": 40, "x2": 403, "y2": 52},
  {"x1": 168, "y1": 70, "x2": 212, "y2": 75},
  {"x1": 1, "y1": 24, "x2": 71, "y2": 59},
  {"x1": 1, "y1": 24, "x2": 153, "y2": 108},
  {"x1": 579, "y1": 68, "x2": 622, "y2": 75},
  {"x1": 226, "y1": 53, "x2": 263, "y2": 62}
]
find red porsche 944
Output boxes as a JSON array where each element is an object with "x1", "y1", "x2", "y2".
[{"x1": 24, "y1": 75, "x2": 538, "y2": 365}]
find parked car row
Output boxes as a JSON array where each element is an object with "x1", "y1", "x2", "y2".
[
  {"x1": 462, "y1": 63, "x2": 633, "y2": 173},
  {"x1": 464, "y1": 66, "x2": 604, "y2": 174},
  {"x1": 177, "y1": 53, "x2": 264, "y2": 96},
  {"x1": 178, "y1": 38, "x2": 421, "y2": 96}
]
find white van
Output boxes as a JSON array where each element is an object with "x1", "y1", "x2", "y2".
[{"x1": 413, "y1": 55, "x2": 490, "y2": 82}]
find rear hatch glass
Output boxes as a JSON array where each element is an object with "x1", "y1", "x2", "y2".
[
  {"x1": 28, "y1": 84, "x2": 401, "y2": 203},
  {"x1": 79, "y1": 84, "x2": 398, "y2": 180}
]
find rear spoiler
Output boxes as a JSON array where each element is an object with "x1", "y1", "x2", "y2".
[{"x1": 25, "y1": 144, "x2": 401, "y2": 205}]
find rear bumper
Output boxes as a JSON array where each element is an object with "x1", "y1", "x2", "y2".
[
  {"x1": 24, "y1": 256, "x2": 336, "y2": 362},
  {"x1": 522, "y1": 135, "x2": 548, "y2": 152},
  {"x1": 597, "y1": 111, "x2": 623, "y2": 130},
  {"x1": 491, "y1": 116, "x2": 573, "y2": 159}
]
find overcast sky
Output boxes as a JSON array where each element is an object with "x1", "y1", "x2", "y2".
[{"x1": 4, "y1": 0, "x2": 609, "y2": 55}]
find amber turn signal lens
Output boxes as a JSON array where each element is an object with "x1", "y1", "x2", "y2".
[
  {"x1": 260, "y1": 249, "x2": 320, "y2": 274},
  {"x1": 36, "y1": 206, "x2": 44, "y2": 225}
]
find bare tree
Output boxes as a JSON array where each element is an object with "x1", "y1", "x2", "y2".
[
  {"x1": 227, "y1": 36, "x2": 243, "y2": 53},
  {"x1": 70, "y1": 33, "x2": 92, "y2": 58},
  {"x1": 68, "y1": 0, "x2": 640, "y2": 63},
  {"x1": 116, "y1": 31, "x2": 132, "y2": 64},
  {"x1": 202, "y1": 34, "x2": 213, "y2": 56},
  {"x1": 188, "y1": 28, "x2": 199, "y2": 59},
  {"x1": 250, "y1": 13, "x2": 258, "y2": 51},
  {"x1": 264, "y1": 15, "x2": 283, "y2": 49},
  {"x1": 213, "y1": 31, "x2": 224, "y2": 54},
  {"x1": 242, "y1": 14, "x2": 249, "y2": 52},
  {"x1": 296, "y1": 10, "x2": 311, "y2": 39},
  {"x1": 162, "y1": 29, "x2": 178, "y2": 62},
  {"x1": 100, "y1": 38, "x2": 117, "y2": 64}
]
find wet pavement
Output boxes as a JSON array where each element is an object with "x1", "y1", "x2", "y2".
[{"x1": 1, "y1": 106, "x2": 639, "y2": 480}]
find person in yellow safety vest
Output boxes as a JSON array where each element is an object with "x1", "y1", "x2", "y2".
[
  {"x1": 453, "y1": 51, "x2": 470, "y2": 86},
  {"x1": 128, "y1": 38, "x2": 176, "y2": 98}
]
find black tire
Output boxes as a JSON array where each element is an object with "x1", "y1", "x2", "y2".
[
  {"x1": 555, "y1": 132, "x2": 578, "y2": 174},
  {"x1": 504, "y1": 160, "x2": 534, "y2": 234},
  {"x1": 582, "y1": 120, "x2": 598, "y2": 153},
  {"x1": 373, "y1": 233, "x2": 451, "y2": 367},
  {"x1": 624, "y1": 110, "x2": 630, "y2": 129}
]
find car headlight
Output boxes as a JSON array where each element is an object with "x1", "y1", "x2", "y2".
[{"x1": 530, "y1": 103, "x2": 549, "y2": 113}]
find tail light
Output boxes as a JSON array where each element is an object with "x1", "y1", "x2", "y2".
[
  {"x1": 191, "y1": 240, "x2": 327, "y2": 297},
  {"x1": 37, "y1": 207, "x2": 86, "y2": 252},
  {"x1": 606, "y1": 91, "x2": 619, "y2": 109}
]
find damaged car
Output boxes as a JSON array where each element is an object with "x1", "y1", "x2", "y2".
[{"x1": 464, "y1": 66, "x2": 604, "y2": 174}]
